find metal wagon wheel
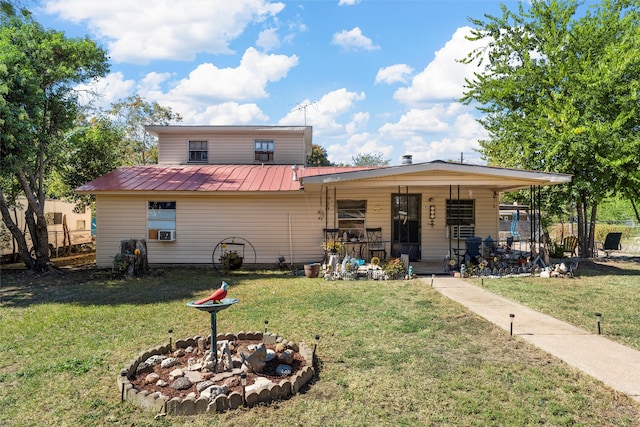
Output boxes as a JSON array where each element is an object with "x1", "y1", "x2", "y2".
[{"x1": 212, "y1": 237, "x2": 257, "y2": 271}]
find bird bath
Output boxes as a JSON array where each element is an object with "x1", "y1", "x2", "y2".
[{"x1": 187, "y1": 298, "x2": 239, "y2": 370}]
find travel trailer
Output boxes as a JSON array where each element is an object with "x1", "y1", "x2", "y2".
[{"x1": 1, "y1": 198, "x2": 93, "y2": 262}]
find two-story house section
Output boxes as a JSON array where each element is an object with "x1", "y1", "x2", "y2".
[{"x1": 147, "y1": 125, "x2": 312, "y2": 166}]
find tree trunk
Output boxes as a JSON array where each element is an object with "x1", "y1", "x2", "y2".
[
  {"x1": 0, "y1": 192, "x2": 35, "y2": 269},
  {"x1": 62, "y1": 214, "x2": 71, "y2": 256},
  {"x1": 576, "y1": 193, "x2": 597, "y2": 258},
  {"x1": 118, "y1": 239, "x2": 148, "y2": 277},
  {"x1": 588, "y1": 201, "x2": 598, "y2": 258},
  {"x1": 25, "y1": 204, "x2": 50, "y2": 272}
]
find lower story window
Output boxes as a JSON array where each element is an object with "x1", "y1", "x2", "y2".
[
  {"x1": 446, "y1": 199, "x2": 475, "y2": 239},
  {"x1": 148, "y1": 201, "x2": 176, "y2": 241}
]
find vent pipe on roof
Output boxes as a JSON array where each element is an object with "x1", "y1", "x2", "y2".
[
  {"x1": 292, "y1": 164, "x2": 298, "y2": 181},
  {"x1": 402, "y1": 155, "x2": 413, "y2": 165}
]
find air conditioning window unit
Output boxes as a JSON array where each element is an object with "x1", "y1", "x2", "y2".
[
  {"x1": 446, "y1": 225, "x2": 475, "y2": 240},
  {"x1": 158, "y1": 230, "x2": 176, "y2": 241}
]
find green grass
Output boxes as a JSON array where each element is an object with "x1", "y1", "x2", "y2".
[
  {"x1": 469, "y1": 259, "x2": 640, "y2": 350},
  {"x1": 1, "y1": 265, "x2": 639, "y2": 426}
]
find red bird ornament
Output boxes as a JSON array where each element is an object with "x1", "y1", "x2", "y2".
[{"x1": 195, "y1": 281, "x2": 228, "y2": 304}]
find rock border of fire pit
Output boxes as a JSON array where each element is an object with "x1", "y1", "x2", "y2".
[{"x1": 117, "y1": 331, "x2": 315, "y2": 415}]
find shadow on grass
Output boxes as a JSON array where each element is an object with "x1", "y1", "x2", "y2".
[
  {"x1": 0, "y1": 265, "x2": 295, "y2": 308},
  {"x1": 577, "y1": 258, "x2": 640, "y2": 277}
]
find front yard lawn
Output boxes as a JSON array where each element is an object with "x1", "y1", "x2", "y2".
[{"x1": 1, "y1": 263, "x2": 638, "y2": 426}]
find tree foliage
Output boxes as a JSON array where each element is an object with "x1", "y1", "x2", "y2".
[
  {"x1": 352, "y1": 152, "x2": 391, "y2": 167},
  {"x1": 307, "y1": 143, "x2": 333, "y2": 166},
  {"x1": 109, "y1": 95, "x2": 182, "y2": 165},
  {"x1": 462, "y1": 0, "x2": 640, "y2": 255},
  {"x1": 0, "y1": 10, "x2": 109, "y2": 270},
  {"x1": 50, "y1": 115, "x2": 125, "y2": 209}
]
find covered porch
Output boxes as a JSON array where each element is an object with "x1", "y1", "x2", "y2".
[{"x1": 301, "y1": 161, "x2": 571, "y2": 270}]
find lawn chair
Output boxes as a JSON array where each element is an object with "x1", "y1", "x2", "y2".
[
  {"x1": 365, "y1": 227, "x2": 387, "y2": 261},
  {"x1": 464, "y1": 236, "x2": 482, "y2": 264},
  {"x1": 560, "y1": 235, "x2": 579, "y2": 257},
  {"x1": 598, "y1": 232, "x2": 622, "y2": 257}
]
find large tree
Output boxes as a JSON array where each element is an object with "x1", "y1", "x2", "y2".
[
  {"x1": 50, "y1": 115, "x2": 125, "y2": 209},
  {"x1": 462, "y1": 0, "x2": 640, "y2": 256},
  {"x1": 0, "y1": 10, "x2": 109, "y2": 270},
  {"x1": 109, "y1": 95, "x2": 182, "y2": 165}
]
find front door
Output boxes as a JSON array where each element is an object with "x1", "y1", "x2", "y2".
[{"x1": 391, "y1": 193, "x2": 421, "y2": 260}]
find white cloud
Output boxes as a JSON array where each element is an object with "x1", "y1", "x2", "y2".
[
  {"x1": 394, "y1": 26, "x2": 485, "y2": 105},
  {"x1": 279, "y1": 88, "x2": 365, "y2": 134},
  {"x1": 45, "y1": 0, "x2": 285, "y2": 64},
  {"x1": 338, "y1": 0, "x2": 361, "y2": 5},
  {"x1": 378, "y1": 106, "x2": 451, "y2": 138},
  {"x1": 331, "y1": 27, "x2": 380, "y2": 51},
  {"x1": 345, "y1": 112, "x2": 369, "y2": 134},
  {"x1": 326, "y1": 132, "x2": 393, "y2": 165},
  {"x1": 187, "y1": 102, "x2": 269, "y2": 125},
  {"x1": 168, "y1": 48, "x2": 298, "y2": 101},
  {"x1": 375, "y1": 64, "x2": 414, "y2": 85},
  {"x1": 257, "y1": 28, "x2": 281, "y2": 51},
  {"x1": 370, "y1": 100, "x2": 487, "y2": 164},
  {"x1": 401, "y1": 110, "x2": 487, "y2": 163},
  {"x1": 75, "y1": 72, "x2": 135, "y2": 109}
]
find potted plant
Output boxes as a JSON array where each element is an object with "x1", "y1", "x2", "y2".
[
  {"x1": 323, "y1": 239, "x2": 343, "y2": 254},
  {"x1": 219, "y1": 250, "x2": 242, "y2": 273},
  {"x1": 382, "y1": 257, "x2": 406, "y2": 280}
]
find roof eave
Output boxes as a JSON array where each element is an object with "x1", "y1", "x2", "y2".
[{"x1": 301, "y1": 161, "x2": 572, "y2": 187}]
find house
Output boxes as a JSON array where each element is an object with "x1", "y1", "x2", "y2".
[{"x1": 76, "y1": 125, "x2": 572, "y2": 268}]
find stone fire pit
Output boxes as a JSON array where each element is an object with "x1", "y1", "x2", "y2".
[{"x1": 117, "y1": 331, "x2": 315, "y2": 415}]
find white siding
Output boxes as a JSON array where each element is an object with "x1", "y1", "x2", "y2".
[
  {"x1": 94, "y1": 186, "x2": 500, "y2": 267},
  {"x1": 157, "y1": 132, "x2": 306, "y2": 165},
  {"x1": 94, "y1": 196, "x2": 147, "y2": 266},
  {"x1": 94, "y1": 192, "x2": 328, "y2": 267}
]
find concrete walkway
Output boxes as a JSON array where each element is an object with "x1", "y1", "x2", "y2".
[{"x1": 426, "y1": 275, "x2": 640, "y2": 403}]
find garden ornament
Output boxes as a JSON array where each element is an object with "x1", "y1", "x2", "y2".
[{"x1": 194, "y1": 281, "x2": 228, "y2": 304}]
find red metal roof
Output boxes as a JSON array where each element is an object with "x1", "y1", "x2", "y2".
[{"x1": 75, "y1": 165, "x2": 375, "y2": 193}]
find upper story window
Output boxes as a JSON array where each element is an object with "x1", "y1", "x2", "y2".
[
  {"x1": 255, "y1": 140, "x2": 274, "y2": 162},
  {"x1": 188, "y1": 141, "x2": 208, "y2": 163}
]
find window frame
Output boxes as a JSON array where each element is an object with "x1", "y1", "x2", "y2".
[
  {"x1": 254, "y1": 140, "x2": 274, "y2": 162},
  {"x1": 337, "y1": 199, "x2": 367, "y2": 239},
  {"x1": 147, "y1": 201, "x2": 177, "y2": 241},
  {"x1": 188, "y1": 140, "x2": 208, "y2": 164},
  {"x1": 446, "y1": 199, "x2": 475, "y2": 226}
]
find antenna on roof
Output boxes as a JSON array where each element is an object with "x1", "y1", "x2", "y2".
[{"x1": 291, "y1": 101, "x2": 317, "y2": 126}]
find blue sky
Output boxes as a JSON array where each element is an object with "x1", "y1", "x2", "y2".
[{"x1": 34, "y1": 0, "x2": 524, "y2": 165}]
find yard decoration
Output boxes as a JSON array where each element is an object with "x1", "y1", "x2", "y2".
[
  {"x1": 219, "y1": 250, "x2": 242, "y2": 273},
  {"x1": 113, "y1": 238, "x2": 148, "y2": 277},
  {"x1": 382, "y1": 258, "x2": 406, "y2": 280},
  {"x1": 194, "y1": 282, "x2": 229, "y2": 304},
  {"x1": 212, "y1": 237, "x2": 257, "y2": 272},
  {"x1": 120, "y1": 293, "x2": 316, "y2": 415},
  {"x1": 323, "y1": 239, "x2": 343, "y2": 254}
]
